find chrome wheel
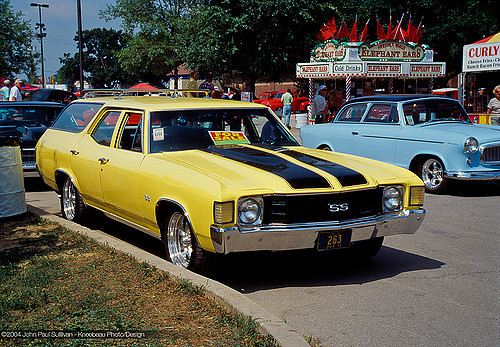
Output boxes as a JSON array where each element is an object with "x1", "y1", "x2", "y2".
[
  {"x1": 62, "y1": 178, "x2": 76, "y2": 220},
  {"x1": 419, "y1": 158, "x2": 447, "y2": 193},
  {"x1": 167, "y1": 212, "x2": 193, "y2": 268}
]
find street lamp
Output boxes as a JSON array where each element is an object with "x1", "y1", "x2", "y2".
[{"x1": 30, "y1": 3, "x2": 49, "y2": 88}]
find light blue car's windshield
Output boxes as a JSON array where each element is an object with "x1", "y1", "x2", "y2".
[
  {"x1": 402, "y1": 100, "x2": 471, "y2": 125},
  {"x1": 149, "y1": 108, "x2": 299, "y2": 153}
]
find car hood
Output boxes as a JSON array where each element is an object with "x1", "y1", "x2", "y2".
[
  {"x1": 161, "y1": 144, "x2": 419, "y2": 192},
  {"x1": 418, "y1": 122, "x2": 500, "y2": 144}
]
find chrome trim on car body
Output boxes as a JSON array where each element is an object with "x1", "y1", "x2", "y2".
[
  {"x1": 210, "y1": 208, "x2": 426, "y2": 254},
  {"x1": 480, "y1": 144, "x2": 500, "y2": 164},
  {"x1": 445, "y1": 170, "x2": 500, "y2": 180}
]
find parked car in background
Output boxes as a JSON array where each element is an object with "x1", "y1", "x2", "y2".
[
  {"x1": 25, "y1": 88, "x2": 77, "y2": 104},
  {"x1": 253, "y1": 91, "x2": 277, "y2": 104},
  {"x1": 258, "y1": 90, "x2": 309, "y2": 115},
  {"x1": 300, "y1": 95, "x2": 500, "y2": 193},
  {"x1": 0, "y1": 102, "x2": 65, "y2": 174},
  {"x1": 36, "y1": 90, "x2": 425, "y2": 274}
]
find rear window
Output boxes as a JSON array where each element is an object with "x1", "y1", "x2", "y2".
[{"x1": 51, "y1": 102, "x2": 103, "y2": 132}]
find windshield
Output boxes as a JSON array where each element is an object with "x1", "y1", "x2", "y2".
[
  {"x1": 0, "y1": 105, "x2": 63, "y2": 126},
  {"x1": 149, "y1": 108, "x2": 299, "y2": 153},
  {"x1": 402, "y1": 99, "x2": 471, "y2": 125}
]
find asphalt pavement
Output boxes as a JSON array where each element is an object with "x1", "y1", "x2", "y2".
[{"x1": 22, "y1": 173, "x2": 500, "y2": 346}]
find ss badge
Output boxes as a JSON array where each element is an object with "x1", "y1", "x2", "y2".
[{"x1": 328, "y1": 203, "x2": 348, "y2": 212}]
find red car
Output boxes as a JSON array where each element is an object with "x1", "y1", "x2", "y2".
[
  {"x1": 258, "y1": 90, "x2": 309, "y2": 114},
  {"x1": 253, "y1": 91, "x2": 277, "y2": 104}
]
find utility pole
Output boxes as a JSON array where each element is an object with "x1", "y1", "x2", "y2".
[
  {"x1": 30, "y1": 3, "x2": 49, "y2": 88},
  {"x1": 77, "y1": 0, "x2": 84, "y2": 95}
]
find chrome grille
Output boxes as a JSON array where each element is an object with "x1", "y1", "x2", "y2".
[
  {"x1": 21, "y1": 148, "x2": 36, "y2": 165},
  {"x1": 481, "y1": 146, "x2": 500, "y2": 163},
  {"x1": 263, "y1": 188, "x2": 383, "y2": 224}
]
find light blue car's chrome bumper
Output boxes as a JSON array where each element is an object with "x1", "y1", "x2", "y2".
[
  {"x1": 445, "y1": 170, "x2": 500, "y2": 180},
  {"x1": 210, "y1": 208, "x2": 426, "y2": 254}
]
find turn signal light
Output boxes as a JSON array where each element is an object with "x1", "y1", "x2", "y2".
[
  {"x1": 214, "y1": 201, "x2": 234, "y2": 224},
  {"x1": 410, "y1": 186, "x2": 425, "y2": 206}
]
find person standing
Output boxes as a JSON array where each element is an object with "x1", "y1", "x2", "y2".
[
  {"x1": 9, "y1": 79, "x2": 23, "y2": 101},
  {"x1": 1, "y1": 80, "x2": 10, "y2": 101},
  {"x1": 281, "y1": 89, "x2": 293, "y2": 128},
  {"x1": 311, "y1": 85, "x2": 329, "y2": 124},
  {"x1": 199, "y1": 72, "x2": 215, "y2": 93},
  {"x1": 185, "y1": 71, "x2": 199, "y2": 97},
  {"x1": 328, "y1": 89, "x2": 345, "y2": 120},
  {"x1": 486, "y1": 85, "x2": 500, "y2": 126}
]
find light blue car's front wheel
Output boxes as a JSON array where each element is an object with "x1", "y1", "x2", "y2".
[{"x1": 418, "y1": 158, "x2": 448, "y2": 194}]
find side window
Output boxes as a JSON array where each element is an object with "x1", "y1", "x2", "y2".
[
  {"x1": 364, "y1": 104, "x2": 398, "y2": 123},
  {"x1": 336, "y1": 104, "x2": 367, "y2": 122},
  {"x1": 118, "y1": 112, "x2": 143, "y2": 152},
  {"x1": 51, "y1": 102, "x2": 103, "y2": 132},
  {"x1": 92, "y1": 111, "x2": 121, "y2": 146}
]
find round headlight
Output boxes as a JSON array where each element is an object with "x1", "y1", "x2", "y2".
[
  {"x1": 464, "y1": 137, "x2": 478, "y2": 154},
  {"x1": 383, "y1": 186, "x2": 403, "y2": 211},
  {"x1": 238, "y1": 198, "x2": 262, "y2": 225}
]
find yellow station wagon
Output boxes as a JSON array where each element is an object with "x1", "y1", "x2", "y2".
[{"x1": 36, "y1": 90, "x2": 426, "y2": 273}]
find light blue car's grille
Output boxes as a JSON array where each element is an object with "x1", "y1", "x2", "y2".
[{"x1": 481, "y1": 146, "x2": 500, "y2": 163}]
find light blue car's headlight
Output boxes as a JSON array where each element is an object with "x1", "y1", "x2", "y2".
[{"x1": 464, "y1": 137, "x2": 479, "y2": 154}]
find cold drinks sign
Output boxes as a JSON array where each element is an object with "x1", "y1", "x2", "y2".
[{"x1": 463, "y1": 40, "x2": 500, "y2": 72}]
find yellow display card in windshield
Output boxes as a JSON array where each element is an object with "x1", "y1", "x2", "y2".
[{"x1": 209, "y1": 131, "x2": 250, "y2": 145}]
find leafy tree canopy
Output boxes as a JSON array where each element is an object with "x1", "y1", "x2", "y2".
[
  {"x1": 100, "y1": 0, "x2": 207, "y2": 86},
  {"x1": 0, "y1": 0, "x2": 37, "y2": 78},
  {"x1": 56, "y1": 28, "x2": 137, "y2": 88}
]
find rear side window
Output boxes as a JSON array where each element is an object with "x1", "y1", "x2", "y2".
[
  {"x1": 51, "y1": 102, "x2": 103, "y2": 133},
  {"x1": 92, "y1": 111, "x2": 121, "y2": 146},
  {"x1": 336, "y1": 103, "x2": 367, "y2": 122}
]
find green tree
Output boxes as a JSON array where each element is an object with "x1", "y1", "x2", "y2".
[
  {"x1": 56, "y1": 28, "x2": 137, "y2": 88},
  {"x1": 178, "y1": 0, "x2": 334, "y2": 91},
  {"x1": 100, "y1": 0, "x2": 207, "y2": 87},
  {"x1": 0, "y1": 0, "x2": 37, "y2": 78}
]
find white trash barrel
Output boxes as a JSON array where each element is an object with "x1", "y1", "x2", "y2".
[
  {"x1": 0, "y1": 137, "x2": 27, "y2": 218},
  {"x1": 295, "y1": 113, "x2": 308, "y2": 128}
]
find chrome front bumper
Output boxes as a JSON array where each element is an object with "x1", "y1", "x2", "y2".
[
  {"x1": 210, "y1": 208, "x2": 426, "y2": 254},
  {"x1": 445, "y1": 170, "x2": 500, "y2": 180}
]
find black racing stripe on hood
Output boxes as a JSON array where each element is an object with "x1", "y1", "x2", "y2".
[
  {"x1": 204, "y1": 146, "x2": 330, "y2": 189},
  {"x1": 280, "y1": 150, "x2": 368, "y2": 186}
]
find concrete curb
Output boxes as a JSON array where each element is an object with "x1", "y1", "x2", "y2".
[{"x1": 27, "y1": 204, "x2": 310, "y2": 347}]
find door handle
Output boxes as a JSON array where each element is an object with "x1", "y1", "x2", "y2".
[
  {"x1": 352, "y1": 131, "x2": 359, "y2": 135},
  {"x1": 70, "y1": 150, "x2": 79, "y2": 155},
  {"x1": 98, "y1": 158, "x2": 109, "y2": 164}
]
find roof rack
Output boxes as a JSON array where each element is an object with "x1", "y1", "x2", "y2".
[{"x1": 82, "y1": 89, "x2": 211, "y2": 99}]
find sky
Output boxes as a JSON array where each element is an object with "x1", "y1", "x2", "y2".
[{"x1": 11, "y1": 0, "x2": 121, "y2": 81}]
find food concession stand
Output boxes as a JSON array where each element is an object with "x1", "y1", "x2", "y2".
[
  {"x1": 461, "y1": 32, "x2": 500, "y2": 124},
  {"x1": 296, "y1": 39, "x2": 446, "y2": 124}
]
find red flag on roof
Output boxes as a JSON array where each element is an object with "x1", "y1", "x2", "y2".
[
  {"x1": 334, "y1": 20, "x2": 350, "y2": 40},
  {"x1": 359, "y1": 19, "x2": 370, "y2": 42},
  {"x1": 350, "y1": 17, "x2": 358, "y2": 42},
  {"x1": 376, "y1": 19, "x2": 386, "y2": 40},
  {"x1": 407, "y1": 20, "x2": 417, "y2": 42},
  {"x1": 317, "y1": 17, "x2": 337, "y2": 41}
]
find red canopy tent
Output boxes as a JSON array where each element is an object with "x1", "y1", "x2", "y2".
[
  {"x1": 20, "y1": 82, "x2": 40, "y2": 92},
  {"x1": 129, "y1": 82, "x2": 158, "y2": 90}
]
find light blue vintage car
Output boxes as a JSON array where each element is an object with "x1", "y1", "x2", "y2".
[{"x1": 300, "y1": 95, "x2": 500, "y2": 193}]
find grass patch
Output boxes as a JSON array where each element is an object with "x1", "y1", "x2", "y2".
[{"x1": 0, "y1": 213, "x2": 277, "y2": 346}]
